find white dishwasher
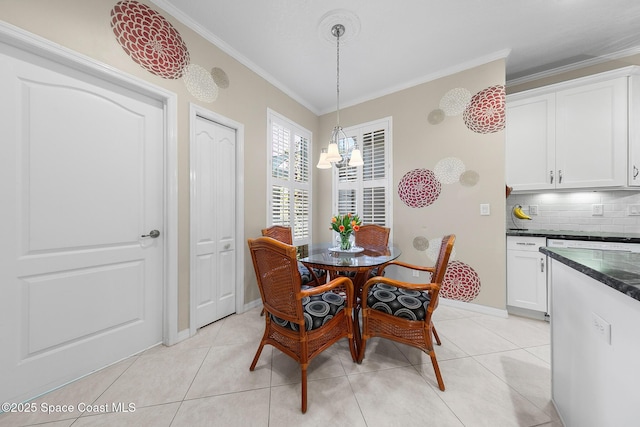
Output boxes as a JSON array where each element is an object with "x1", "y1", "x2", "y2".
[
  {"x1": 546, "y1": 238, "x2": 640, "y2": 253},
  {"x1": 506, "y1": 236, "x2": 548, "y2": 318}
]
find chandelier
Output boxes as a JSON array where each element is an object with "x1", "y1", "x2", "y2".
[{"x1": 317, "y1": 23, "x2": 363, "y2": 169}]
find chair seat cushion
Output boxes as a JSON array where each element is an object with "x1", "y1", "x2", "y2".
[
  {"x1": 271, "y1": 291, "x2": 346, "y2": 331},
  {"x1": 366, "y1": 283, "x2": 431, "y2": 321},
  {"x1": 297, "y1": 262, "x2": 326, "y2": 286},
  {"x1": 336, "y1": 267, "x2": 382, "y2": 279}
]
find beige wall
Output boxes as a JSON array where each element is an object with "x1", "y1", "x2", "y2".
[
  {"x1": 316, "y1": 60, "x2": 507, "y2": 310},
  {"x1": 1, "y1": 0, "x2": 509, "y2": 331}
]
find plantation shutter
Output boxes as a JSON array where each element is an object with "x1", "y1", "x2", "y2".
[
  {"x1": 268, "y1": 110, "x2": 312, "y2": 246},
  {"x1": 334, "y1": 118, "x2": 391, "y2": 231}
]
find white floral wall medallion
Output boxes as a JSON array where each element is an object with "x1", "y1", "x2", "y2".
[
  {"x1": 183, "y1": 64, "x2": 219, "y2": 102},
  {"x1": 434, "y1": 157, "x2": 465, "y2": 184},
  {"x1": 439, "y1": 88, "x2": 471, "y2": 116},
  {"x1": 426, "y1": 237, "x2": 456, "y2": 262}
]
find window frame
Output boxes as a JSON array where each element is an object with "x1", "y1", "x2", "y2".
[
  {"x1": 332, "y1": 116, "x2": 393, "y2": 242},
  {"x1": 266, "y1": 109, "x2": 313, "y2": 248}
]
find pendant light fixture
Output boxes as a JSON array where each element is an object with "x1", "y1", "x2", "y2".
[{"x1": 317, "y1": 23, "x2": 363, "y2": 169}]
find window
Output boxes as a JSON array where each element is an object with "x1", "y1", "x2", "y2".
[
  {"x1": 267, "y1": 110, "x2": 312, "y2": 247},
  {"x1": 334, "y1": 117, "x2": 392, "y2": 231}
]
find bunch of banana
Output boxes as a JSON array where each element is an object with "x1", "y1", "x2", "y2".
[{"x1": 513, "y1": 205, "x2": 532, "y2": 220}]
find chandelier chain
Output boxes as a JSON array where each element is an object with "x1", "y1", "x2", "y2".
[{"x1": 333, "y1": 24, "x2": 344, "y2": 127}]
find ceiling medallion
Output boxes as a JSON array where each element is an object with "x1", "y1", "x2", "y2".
[{"x1": 317, "y1": 9, "x2": 361, "y2": 45}]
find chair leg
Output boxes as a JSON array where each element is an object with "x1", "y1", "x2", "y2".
[
  {"x1": 301, "y1": 365, "x2": 308, "y2": 413},
  {"x1": 357, "y1": 336, "x2": 367, "y2": 363},
  {"x1": 429, "y1": 350, "x2": 445, "y2": 391},
  {"x1": 250, "y1": 342, "x2": 265, "y2": 371},
  {"x1": 432, "y1": 324, "x2": 442, "y2": 346}
]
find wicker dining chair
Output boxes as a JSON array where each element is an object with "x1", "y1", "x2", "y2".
[
  {"x1": 261, "y1": 225, "x2": 327, "y2": 286},
  {"x1": 248, "y1": 237, "x2": 358, "y2": 413},
  {"x1": 331, "y1": 224, "x2": 391, "y2": 282},
  {"x1": 358, "y1": 234, "x2": 456, "y2": 391},
  {"x1": 260, "y1": 225, "x2": 293, "y2": 245},
  {"x1": 354, "y1": 224, "x2": 390, "y2": 249}
]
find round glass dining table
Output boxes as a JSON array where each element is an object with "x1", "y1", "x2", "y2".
[{"x1": 299, "y1": 243, "x2": 401, "y2": 349}]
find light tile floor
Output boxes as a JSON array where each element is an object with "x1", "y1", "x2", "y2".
[{"x1": 0, "y1": 305, "x2": 563, "y2": 427}]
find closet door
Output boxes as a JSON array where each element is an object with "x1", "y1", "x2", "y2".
[{"x1": 193, "y1": 116, "x2": 236, "y2": 327}]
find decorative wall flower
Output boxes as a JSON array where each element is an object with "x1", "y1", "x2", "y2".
[
  {"x1": 111, "y1": 0, "x2": 190, "y2": 79},
  {"x1": 463, "y1": 85, "x2": 505, "y2": 134},
  {"x1": 398, "y1": 169, "x2": 441, "y2": 208},
  {"x1": 440, "y1": 260, "x2": 481, "y2": 302}
]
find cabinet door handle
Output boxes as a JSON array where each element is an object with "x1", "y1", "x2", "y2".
[
  {"x1": 549, "y1": 170, "x2": 554, "y2": 184},
  {"x1": 558, "y1": 169, "x2": 563, "y2": 184},
  {"x1": 540, "y1": 258, "x2": 545, "y2": 272},
  {"x1": 634, "y1": 165, "x2": 639, "y2": 180}
]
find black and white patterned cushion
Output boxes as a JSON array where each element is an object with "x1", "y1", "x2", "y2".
[
  {"x1": 297, "y1": 262, "x2": 326, "y2": 286},
  {"x1": 366, "y1": 283, "x2": 431, "y2": 321},
  {"x1": 271, "y1": 291, "x2": 346, "y2": 331}
]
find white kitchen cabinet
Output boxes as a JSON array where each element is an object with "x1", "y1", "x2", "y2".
[
  {"x1": 505, "y1": 94, "x2": 555, "y2": 191},
  {"x1": 506, "y1": 70, "x2": 631, "y2": 191},
  {"x1": 506, "y1": 236, "x2": 547, "y2": 314},
  {"x1": 629, "y1": 74, "x2": 640, "y2": 186}
]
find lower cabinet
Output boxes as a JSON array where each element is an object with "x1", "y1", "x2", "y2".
[
  {"x1": 550, "y1": 260, "x2": 639, "y2": 427},
  {"x1": 506, "y1": 236, "x2": 548, "y2": 315}
]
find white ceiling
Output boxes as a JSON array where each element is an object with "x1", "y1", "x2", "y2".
[{"x1": 153, "y1": 0, "x2": 640, "y2": 115}]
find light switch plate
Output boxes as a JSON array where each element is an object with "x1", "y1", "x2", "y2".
[
  {"x1": 480, "y1": 203, "x2": 490, "y2": 216},
  {"x1": 592, "y1": 204, "x2": 604, "y2": 216},
  {"x1": 529, "y1": 205, "x2": 538, "y2": 215},
  {"x1": 591, "y1": 312, "x2": 611, "y2": 344}
]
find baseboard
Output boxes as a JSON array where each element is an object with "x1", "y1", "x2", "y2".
[
  {"x1": 439, "y1": 298, "x2": 509, "y2": 318},
  {"x1": 243, "y1": 298, "x2": 262, "y2": 313}
]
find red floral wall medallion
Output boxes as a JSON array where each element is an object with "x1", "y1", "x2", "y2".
[
  {"x1": 111, "y1": 0, "x2": 190, "y2": 79},
  {"x1": 463, "y1": 85, "x2": 505, "y2": 134},
  {"x1": 398, "y1": 169, "x2": 441, "y2": 208},
  {"x1": 441, "y1": 260, "x2": 481, "y2": 302}
]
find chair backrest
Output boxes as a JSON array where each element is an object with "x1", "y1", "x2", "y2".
[
  {"x1": 432, "y1": 234, "x2": 456, "y2": 285},
  {"x1": 248, "y1": 237, "x2": 302, "y2": 322},
  {"x1": 261, "y1": 225, "x2": 293, "y2": 245},
  {"x1": 355, "y1": 224, "x2": 390, "y2": 248}
]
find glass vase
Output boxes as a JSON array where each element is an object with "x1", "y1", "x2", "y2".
[{"x1": 339, "y1": 232, "x2": 352, "y2": 250}]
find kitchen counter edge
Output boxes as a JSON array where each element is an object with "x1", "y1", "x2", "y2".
[
  {"x1": 539, "y1": 247, "x2": 640, "y2": 303},
  {"x1": 507, "y1": 229, "x2": 640, "y2": 243}
]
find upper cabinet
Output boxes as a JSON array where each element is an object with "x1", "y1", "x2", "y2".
[
  {"x1": 506, "y1": 68, "x2": 637, "y2": 192},
  {"x1": 629, "y1": 75, "x2": 640, "y2": 187}
]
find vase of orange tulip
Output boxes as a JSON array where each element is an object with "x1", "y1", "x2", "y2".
[{"x1": 331, "y1": 213, "x2": 361, "y2": 250}]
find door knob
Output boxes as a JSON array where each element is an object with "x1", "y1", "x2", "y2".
[{"x1": 141, "y1": 230, "x2": 160, "y2": 238}]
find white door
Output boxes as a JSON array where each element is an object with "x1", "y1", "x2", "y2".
[
  {"x1": 193, "y1": 116, "x2": 236, "y2": 328},
  {"x1": 0, "y1": 41, "x2": 164, "y2": 403}
]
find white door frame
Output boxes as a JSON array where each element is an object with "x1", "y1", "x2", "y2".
[
  {"x1": 0, "y1": 22, "x2": 181, "y2": 346},
  {"x1": 189, "y1": 104, "x2": 245, "y2": 336}
]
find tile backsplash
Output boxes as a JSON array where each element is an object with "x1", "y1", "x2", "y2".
[{"x1": 506, "y1": 190, "x2": 640, "y2": 234}]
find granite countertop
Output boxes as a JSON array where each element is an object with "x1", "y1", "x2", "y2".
[
  {"x1": 540, "y1": 247, "x2": 640, "y2": 302},
  {"x1": 506, "y1": 228, "x2": 640, "y2": 243}
]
